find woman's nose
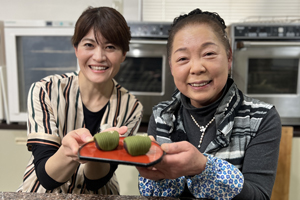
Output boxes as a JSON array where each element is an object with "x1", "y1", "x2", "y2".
[
  {"x1": 190, "y1": 59, "x2": 206, "y2": 75},
  {"x1": 93, "y1": 47, "x2": 106, "y2": 62}
]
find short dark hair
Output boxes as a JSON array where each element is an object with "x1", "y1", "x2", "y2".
[
  {"x1": 72, "y1": 6, "x2": 131, "y2": 53},
  {"x1": 167, "y1": 8, "x2": 231, "y2": 61}
]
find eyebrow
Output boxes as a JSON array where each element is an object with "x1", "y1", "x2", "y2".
[
  {"x1": 81, "y1": 38, "x2": 96, "y2": 43},
  {"x1": 82, "y1": 37, "x2": 113, "y2": 46},
  {"x1": 202, "y1": 42, "x2": 218, "y2": 48},
  {"x1": 173, "y1": 42, "x2": 218, "y2": 54}
]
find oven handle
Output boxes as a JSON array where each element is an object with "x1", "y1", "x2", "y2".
[
  {"x1": 242, "y1": 41, "x2": 300, "y2": 47},
  {"x1": 130, "y1": 39, "x2": 167, "y2": 44}
]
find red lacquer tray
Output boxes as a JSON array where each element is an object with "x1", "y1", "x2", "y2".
[{"x1": 78, "y1": 137, "x2": 164, "y2": 167}]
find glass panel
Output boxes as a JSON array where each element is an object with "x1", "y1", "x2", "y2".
[
  {"x1": 16, "y1": 36, "x2": 77, "y2": 112},
  {"x1": 114, "y1": 57, "x2": 162, "y2": 92},
  {"x1": 247, "y1": 58, "x2": 298, "y2": 94}
]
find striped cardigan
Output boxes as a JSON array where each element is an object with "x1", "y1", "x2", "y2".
[
  {"x1": 18, "y1": 71, "x2": 143, "y2": 194},
  {"x1": 139, "y1": 79, "x2": 276, "y2": 199}
]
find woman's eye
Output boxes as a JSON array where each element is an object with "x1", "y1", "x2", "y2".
[
  {"x1": 106, "y1": 45, "x2": 116, "y2": 50},
  {"x1": 177, "y1": 57, "x2": 187, "y2": 62},
  {"x1": 84, "y1": 43, "x2": 94, "y2": 48},
  {"x1": 205, "y1": 52, "x2": 215, "y2": 56}
]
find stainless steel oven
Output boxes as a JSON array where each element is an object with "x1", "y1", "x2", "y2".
[
  {"x1": 114, "y1": 22, "x2": 175, "y2": 123},
  {"x1": 230, "y1": 22, "x2": 300, "y2": 125},
  {"x1": 3, "y1": 20, "x2": 174, "y2": 124}
]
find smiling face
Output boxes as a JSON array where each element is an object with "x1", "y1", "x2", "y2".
[
  {"x1": 170, "y1": 23, "x2": 232, "y2": 108},
  {"x1": 74, "y1": 28, "x2": 126, "y2": 86}
]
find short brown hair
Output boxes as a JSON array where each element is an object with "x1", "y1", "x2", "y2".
[{"x1": 72, "y1": 6, "x2": 131, "y2": 53}]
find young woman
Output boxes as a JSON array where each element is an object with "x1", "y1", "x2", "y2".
[
  {"x1": 137, "y1": 8, "x2": 281, "y2": 200},
  {"x1": 18, "y1": 7, "x2": 143, "y2": 194}
]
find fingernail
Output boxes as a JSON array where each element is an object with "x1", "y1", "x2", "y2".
[
  {"x1": 86, "y1": 136, "x2": 93, "y2": 142},
  {"x1": 161, "y1": 144, "x2": 168, "y2": 152}
]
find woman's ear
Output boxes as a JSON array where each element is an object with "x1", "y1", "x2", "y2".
[
  {"x1": 121, "y1": 52, "x2": 127, "y2": 62},
  {"x1": 74, "y1": 45, "x2": 78, "y2": 58},
  {"x1": 169, "y1": 60, "x2": 173, "y2": 75},
  {"x1": 227, "y1": 48, "x2": 233, "y2": 70}
]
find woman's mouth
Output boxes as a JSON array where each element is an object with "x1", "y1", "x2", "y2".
[
  {"x1": 89, "y1": 65, "x2": 108, "y2": 71},
  {"x1": 190, "y1": 81, "x2": 212, "y2": 87}
]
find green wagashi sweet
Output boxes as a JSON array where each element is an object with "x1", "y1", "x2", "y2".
[
  {"x1": 123, "y1": 135, "x2": 152, "y2": 156},
  {"x1": 94, "y1": 130, "x2": 119, "y2": 151}
]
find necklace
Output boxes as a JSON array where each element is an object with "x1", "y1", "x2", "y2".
[{"x1": 190, "y1": 114, "x2": 215, "y2": 148}]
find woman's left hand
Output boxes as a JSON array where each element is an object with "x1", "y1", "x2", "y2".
[{"x1": 136, "y1": 141, "x2": 207, "y2": 180}]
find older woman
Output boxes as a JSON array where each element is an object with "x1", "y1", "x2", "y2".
[
  {"x1": 18, "y1": 6, "x2": 143, "y2": 194},
  {"x1": 137, "y1": 8, "x2": 281, "y2": 200}
]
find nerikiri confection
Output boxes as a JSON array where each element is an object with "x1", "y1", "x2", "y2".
[
  {"x1": 94, "y1": 130, "x2": 119, "y2": 151},
  {"x1": 124, "y1": 135, "x2": 151, "y2": 156}
]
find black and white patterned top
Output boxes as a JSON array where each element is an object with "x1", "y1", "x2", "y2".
[{"x1": 139, "y1": 78, "x2": 281, "y2": 199}]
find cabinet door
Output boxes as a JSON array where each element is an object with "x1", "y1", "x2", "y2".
[{"x1": 0, "y1": 130, "x2": 31, "y2": 191}]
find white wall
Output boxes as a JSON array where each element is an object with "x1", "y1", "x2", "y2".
[
  {"x1": 0, "y1": 0, "x2": 140, "y2": 22},
  {"x1": 142, "y1": 0, "x2": 300, "y2": 25}
]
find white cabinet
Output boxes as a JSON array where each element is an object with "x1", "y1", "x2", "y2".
[
  {"x1": 115, "y1": 165, "x2": 140, "y2": 195},
  {"x1": 0, "y1": 129, "x2": 30, "y2": 191}
]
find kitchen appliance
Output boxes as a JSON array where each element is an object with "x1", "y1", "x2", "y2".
[
  {"x1": 0, "y1": 21, "x2": 9, "y2": 123},
  {"x1": 115, "y1": 22, "x2": 175, "y2": 122},
  {"x1": 4, "y1": 20, "x2": 78, "y2": 123},
  {"x1": 230, "y1": 22, "x2": 300, "y2": 125},
  {"x1": 3, "y1": 21, "x2": 174, "y2": 123}
]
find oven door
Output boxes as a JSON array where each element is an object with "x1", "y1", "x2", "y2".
[
  {"x1": 232, "y1": 41, "x2": 300, "y2": 125},
  {"x1": 4, "y1": 27, "x2": 77, "y2": 123},
  {"x1": 114, "y1": 39, "x2": 175, "y2": 122}
]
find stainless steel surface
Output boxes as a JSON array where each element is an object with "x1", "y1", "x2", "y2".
[
  {"x1": 241, "y1": 41, "x2": 300, "y2": 46},
  {"x1": 115, "y1": 22, "x2": 175, "y2": 122},
  {"x1": 231, "y1": 23, "x2": 300, "y2": 125}
]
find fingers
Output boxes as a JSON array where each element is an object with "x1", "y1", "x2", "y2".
[
  {"x1": 136, "y1": 166, "x2": 164, "y2": 181},
  {"x1": 137, "y1": 141, "x2": 206, "y2": 180},
  {"x1": 62, "y1": 128, "x2": 92, "y2": 156},
  {"x1": 118, "y1": 126, "x2": 128, "y2": 135},
  {"x1": 149, "y1": 135, "x2": 156, "y2": 142},
  {"x1": 101, "y1": 126, "x2": 128, "y2": 136},
  {"x1": 77, "y1": 129, "x2": 93, "y2": 143},
  {"x1": 161, "y1": 141, "x2": 190, "y2": 154}
]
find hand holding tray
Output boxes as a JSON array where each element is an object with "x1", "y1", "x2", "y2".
[{"x1": 78, "y1": 137, "x2": 164, "y2": 167}]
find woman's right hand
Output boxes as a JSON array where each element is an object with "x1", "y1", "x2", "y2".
[
  {"x1": 46, "y1": 126, "x2": 128, "y2": 182},
  {"x1": 61, "y1": 126, "x2": 128, "y2": 163},
  {"x1": 45, "y1": 128, "x2": 92, "y2": 182},
  {"x1": 61, "y1": 128, "x2": 93, "y2": 163}
]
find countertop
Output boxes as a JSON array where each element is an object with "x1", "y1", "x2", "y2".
[{"x1": 0, "y1": 192, "x2": 203, "y2": 200}]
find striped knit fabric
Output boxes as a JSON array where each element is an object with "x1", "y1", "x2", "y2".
[
  {"x1": 17, "y1": 71, "x2": 143, "y2": 194},
  {"x1": 152, "y1": 81, "x2": 273, "y2": 168},
  {"x1": 139, "y1": 79, "x2": 275, "y2": 199}
]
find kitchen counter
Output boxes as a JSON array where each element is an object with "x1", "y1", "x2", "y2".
[{"x1": 0, "y1": 192, "x2": 202, "y2": 200}]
